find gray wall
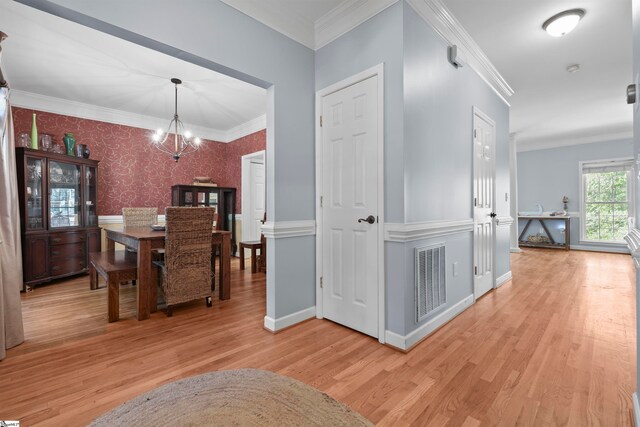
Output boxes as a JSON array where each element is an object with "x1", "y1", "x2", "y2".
[
  {"x1": 632, "y1": 0, "x2": 640, "y2": 403},
  {"x1": 316, "y1": 2, "x2": 511, "y2": 336},
  {"x1": 24, "y1": 0, "x2": 318, "y2": 319},
  {"x1": 517, "y1": 139, "x2": 633, "y2": 252}
]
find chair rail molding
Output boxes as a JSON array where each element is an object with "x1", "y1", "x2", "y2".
[
  {"x1": 406, "y1": 0, "x2": 513, "y2": 104},
  {"x1": 262, "y1": 220, "x2": 316, "y2": 239},
  {"x1": 384, "y1": 219, "x2": 473, "y2": 242},
  {"x1": 496, "y1": 216, "x2": 514, "y2": 227}
]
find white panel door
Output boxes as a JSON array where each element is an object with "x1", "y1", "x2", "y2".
[
  {"x1": 248, "y1": 161, "x2": 265, "y2": 241},
  {"x1": 473, "y1": 109, "x2": 496, "y2": 299},
  {"x1": 321, "y1": 75, "x2": 379, "y2": 338}
]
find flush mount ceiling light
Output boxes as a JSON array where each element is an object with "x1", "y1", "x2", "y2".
[
  {"x1": 566, "y1": 64, "x2": 580, "y2": 73},
  {"x1": 542, "y1": 9, "x2": 585, "y2": 37},
  {"x1": 151, "y1": 78, "x2": 202, "y2": 162}
]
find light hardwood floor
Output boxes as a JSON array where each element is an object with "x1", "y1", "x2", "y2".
[{"x1": 0, "y1": 249, "x2": 635, "y2": 426}]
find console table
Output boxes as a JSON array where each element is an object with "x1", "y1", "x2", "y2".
[{"x1": 518, "y1": 215, "x2": 570, "y2": 250}]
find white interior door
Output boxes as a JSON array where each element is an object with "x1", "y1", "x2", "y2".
[
  {"x1": 321, "y1": 75, "x2": 379, "y2": 338},
  {"x1": 248, "y1": 161, "x2": 265, "y2": 241},
  {"x1": 473, "y1": 108, "x2": 496, "y2": 299}
]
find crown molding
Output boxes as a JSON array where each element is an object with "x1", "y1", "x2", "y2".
[
  {"x1": 226, "y1": 114, "x2": 266, "y2": 142},
  {"x1": 315, "y1": 0, "x2": 399, "y2": 49},
  {"x1": 406, "y1": 0, "x2": 513, "y2": 105},
  {"x1": 9, "y1": 89, "x2": 264, "y2": 143},
  {"x1": 496, "y1": 216, "x2": 514, "y2": 227},
  {"x1": 384, "y1": 219, "x2": 473, "y2": 242},
  {"x1": 516, "y1": 130, "x2": 634, "y2": 152},
  {"x1": 219, "y1": 0, "x2": 315, "y2": 49}
]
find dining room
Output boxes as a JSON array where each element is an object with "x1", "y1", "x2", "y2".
[{"x1": 2, "y1": 0, "x2": 269, "y2": 325}]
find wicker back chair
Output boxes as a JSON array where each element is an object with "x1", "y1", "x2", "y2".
[
  {"x1": 122, "y1": 207, "x2": 158, "y2": 227},
  {"x1": 156, "y1": 207, "x2": 216, "y2": 316}
]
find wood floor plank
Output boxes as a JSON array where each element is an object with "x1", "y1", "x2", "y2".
[{"x1": 0, "y1": 250, "x2": 635, "y2": 426}]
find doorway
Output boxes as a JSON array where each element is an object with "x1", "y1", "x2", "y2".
[
  {"x1": 316, "y1": 65, "x2": 384, "y2": 341},
  {"x1": 241, "y1": 150, "x2": 266, "y2": 253},
  {"x1": 472, "y1": 107, "x2": 497, "y2": 299}
]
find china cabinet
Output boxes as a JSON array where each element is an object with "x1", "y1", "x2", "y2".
[{"x1": 16, "y1": 147, "x2": 101, "y2": 290}]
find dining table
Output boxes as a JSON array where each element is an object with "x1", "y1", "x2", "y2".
[{"x1": 105, "y1": 226, "x2": 231, "y2": 320}]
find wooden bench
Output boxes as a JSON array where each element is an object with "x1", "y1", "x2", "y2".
[
  {"x1": 89, "y1": 251, "x2": 138, "y2": 323},
  {"x1": 239, "y1": 240, "x2": 262, "y2": 274}
]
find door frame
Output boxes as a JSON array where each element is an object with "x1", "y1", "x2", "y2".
[
  {"x1": 314, "y1": 63, "x2": 385, "y2": 343},
  {"x1": 472, "y1": 106, "x2": 497, "y2": 298},
  {"x1": 241, "y1": 149, "x2": 265, "y2": 254}
]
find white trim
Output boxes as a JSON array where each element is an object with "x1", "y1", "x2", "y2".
[
  {"x1": 385, "y1": 295, "x2": 474, "y2": 351},
  {"x1": 241, "y1": 150, "x2": 266, "y2": 244},
  {"x1": 263, "y1": 306, "x2": 316, "y2": 332},
  {"x1": 315, "y1": 63, "x2": 386, "y2": 343},
  {"x1": 384, "y1": 219, "x2": 473, "y2": 242},
  {"x1": 496, "y1": 216, "x2": 514, "y2": 227},
  {"x1": 11, "y1": 90, "x2": 265, "y2": 143},
  {"x1": 510, "y1": 248, "x2": 522, "y2": 253},
  {"x1": 98, "y1": 214, "x2": 166, "y2": 225},
  {"x1": 496, "y1": 271, "x2": 512, "y2": 288},
  {"x1": 235, "y1": 214, "x2": 243, "y2": 221},
  {"x1": 569, "y1": 244, "x2": 630, "y2": 254},
  {"x1": 633, "y1": 392, "x2": 640, "y2": 427},
  {"x1": 219, "y1": 0, "x2": 316, "y2": 49},
  {"x1": 226, "y1": 115, "x2": 267, "y2": 142},
  {"x1": 315, "y1": 0, "x2": 399, "y2": 49},
  {"x1": 261, "y1": 220, "x2": 316, "y2": 239},
  {"x1": 406, "y1": 0, "x2": 513, "y2": 105},
  {"x1": 516, "y1": 130, "x2": 634, "y2": 152}
]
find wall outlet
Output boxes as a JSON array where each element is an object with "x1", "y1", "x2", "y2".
[{"x1": 453, "y1": 261, "x2": 459, "y2": 277}]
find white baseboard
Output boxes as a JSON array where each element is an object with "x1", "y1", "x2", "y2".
[
  {"x1": 510, "y1": 247, "x2": 522, "y2": 253},
  {"x1": 570, "y1": 244, "x2": 630, "y2": 254},
  {"x1": 263, "y1": 306, "x2": 316, "y2": 332},
  {"x1": 634, "y1": 392, "x2": 640, "y2": 427},
  {"x1": 385, "y1": 294, "x2": 474, "y2": 351},
  {"x1": 496, "y1": 271, "x2": 512, "y2": 288}
]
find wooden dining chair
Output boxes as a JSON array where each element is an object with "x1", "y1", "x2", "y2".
[{"x1": 153, "y1": 207, "x2": 216, "y2": 316}]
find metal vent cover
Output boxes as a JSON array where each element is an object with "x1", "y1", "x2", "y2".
[{"x1": 415, "y1": 244, "x2": 446, "y2": 322}]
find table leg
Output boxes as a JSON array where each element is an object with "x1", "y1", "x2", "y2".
[
  {"x1": 136, "y1": 240, "x2": 152, "y2": 320},
  {"x1": 107, "y1": 237, "x2": 115, "y2": 252},
  {"x1": 239, "y1": 245, "x2": 245, "y2": 270},
  {"x1": 220, "y1": 234, "x2": 231, "y2": 300},
  {"x1": 251, "y1": 248, "x2": 257, "y2": 274},
  {"x1": 108, "y1": 275, "x2": 119, "y2": 323}
]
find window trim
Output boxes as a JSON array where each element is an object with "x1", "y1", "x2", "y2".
[{"x1": 579, "y1": 157, "x2": 635, "y2": 244}]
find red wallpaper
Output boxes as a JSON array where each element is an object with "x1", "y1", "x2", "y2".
[{"x1": 12, "y1": 107, "x2": 265, "y2": 215}]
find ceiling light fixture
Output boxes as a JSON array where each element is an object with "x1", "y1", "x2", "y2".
[
  {"x1": 566, "y1": 64, "x2": 580, "y2": 73},
  {"x1": 151, "y1": 78, "x2": 202, "y2": 161},
  {"x1": 542, "y1": 9, "x2": 585, "y2": 37}
]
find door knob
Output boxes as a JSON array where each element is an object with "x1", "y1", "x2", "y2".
[
  {"x1": 358, "y1": 215, "x2": 376, "y2": 224},
  {"x1": 489, "y1": 212, "x2": 497, "y2": 218}
]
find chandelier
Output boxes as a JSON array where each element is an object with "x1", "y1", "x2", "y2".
[{"x1": 151, "y1": 78, "x2": 202, "y2": 161}]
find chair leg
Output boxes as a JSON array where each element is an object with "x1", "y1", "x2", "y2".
[
  {"x1": 206, "y1": 296, "x2": 212, "y2": 307},
  {"x1": 239, "y1": 245, "x2": 245, "y2": 270},
  {"x1": 251, "y1": 248, "x2": 257, "y2": 274},
  {"x1": 165, "y1": 305, "x2": 173, "y2": 317}
]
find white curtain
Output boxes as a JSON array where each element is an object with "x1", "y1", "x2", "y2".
[{"x1": 0, "y1": 85, "x2": 25, "y2": 360}]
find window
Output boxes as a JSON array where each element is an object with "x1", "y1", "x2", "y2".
[{"x1": 580, "y1": 158, "x2": 634, "y2": 243}]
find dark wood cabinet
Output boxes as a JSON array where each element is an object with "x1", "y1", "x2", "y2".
[
  {"x1": 171, "y1": 185, "x2": 236, "y2": 253},
  {"x1": 16, "y1": 147, "x2": 101, "y2": 291}
]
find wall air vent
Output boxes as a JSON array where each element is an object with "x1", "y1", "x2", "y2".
[{"x1": 415, "y1": 244, "x2": 446, "y2": 322}]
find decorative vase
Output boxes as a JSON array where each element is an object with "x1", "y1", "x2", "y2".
[
  {"x1": 83, "y1": 146, "x2": 90, "y2": 159},
  {"x1": 62, "y1": 133, "x2": 76, "y2": 156},
  {"x1": 30, "y1": 113, "x2": 38, "y2": 149}
]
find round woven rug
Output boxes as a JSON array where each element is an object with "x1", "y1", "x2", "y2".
[{"x1": 90, "y1": 368, "x2": 372, "y2": 426}]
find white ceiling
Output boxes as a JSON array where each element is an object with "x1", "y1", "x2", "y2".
[
  {"x1": 0, "y1": 0, "x2": 267, "y2": 142},
  {"x1": 1, "y1": 0, "x2": 632, "y2": 150},
  {"x1": 442, "y1": 0, "x2": 633, "y2": 150}
]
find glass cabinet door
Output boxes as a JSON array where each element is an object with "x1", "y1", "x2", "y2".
[
  {"x1": 49, "y1": 160, "x2": 82, "y2": 228},
  {"x1": 25, "y1": 157, "x2": 45, "y2": 230},
  {"x1": 84, "y1": 166, "x2": 98, "y2": 226}
]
